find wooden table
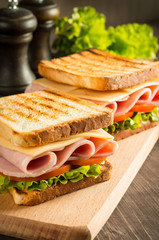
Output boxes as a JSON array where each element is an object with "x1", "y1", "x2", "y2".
[
  {"x1": 0, "y1": 138, "x2": 158, "y2": 240},
  {"x1": 95, "y1": 139, "x2": 159, "y2": 240}
]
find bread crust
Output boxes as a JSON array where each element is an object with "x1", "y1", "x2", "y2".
[
  {"x1": 38, "y1": 49, "x2": 159, "y2": 91},
  {"x1": 9, "y1": 163, "x2": 112, "y2": 206},
  {"x1": 112, "y1": 121, "x2": 158, "y2": 141}
]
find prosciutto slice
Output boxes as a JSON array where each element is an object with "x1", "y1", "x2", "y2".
[{"x1": 0, "y1": 138, "x2": 118, "y2": 178}]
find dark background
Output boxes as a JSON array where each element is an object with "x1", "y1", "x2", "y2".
[{"x1": 1, "y1": 0, "x2": 159, "y2": 26}]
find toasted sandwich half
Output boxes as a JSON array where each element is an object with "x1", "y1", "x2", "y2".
[
  {"x1": 38, "y1": 48, "x2": 159, "y2": 91},
  {"x1": 0, "y1": 90, "x2": 118, "y2": 205},
  {"x1": 27, "y1": 49, "x2": 159, "y2": 140}
]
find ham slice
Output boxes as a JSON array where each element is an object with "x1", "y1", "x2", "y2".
[
  {"x1": 0, "y1": 138, "x2": 118, "y2": 178},
  {"x1": 82, "y1": 86, "x2": 159, "y2": 117},
  {"x1": 25, "y1": 83, "x2": 49, "y2": 93},
  {"x1": 26, "y1": 83, "x2": 159, "y2": 120},
  {"x1": 115, "y1": 88, "x2": 152, "y2": 116},
  {"x1": 149, "y1": 85, "x2": 159, "y2": 106}
]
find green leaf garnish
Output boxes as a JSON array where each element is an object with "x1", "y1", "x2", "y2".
[
  {"x1": 105, "y1": 107, "x2": 159, "y2": 133},
  {"x1": 0, "y1": 164, "x2": 101, "y2": 193},
  {"x1": 52, "y1": 7, "x2": 158, "y2": 60}
]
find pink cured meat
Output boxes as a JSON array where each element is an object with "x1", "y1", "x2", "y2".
[
  {"x1": 80, "y1": 86, "x2": 159, "y2": 116},
  {"x1": 115, "y1": 88, "x2": 152, "y2": 116},
  {"x1": 25, "y1": 83, "x2": 49, "y2": 93},
  {"x1": 0, "y1": 138, "x2": 118, "y2": 178},
  {"x1": 26, "y1": 83, "x2": 159, "y2": 116},
  {"x1": 149, "y1": 85, "x2": 159, "y2": 106},
  {"x1": 115, "y1": 86, "x2": 159, "y2": 116},
  {"x1": 79, "y1": 86, "x2": 159, "y2": 116}
]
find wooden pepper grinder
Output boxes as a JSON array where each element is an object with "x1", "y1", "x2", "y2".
[
  {"x1": 0, "y1": 0, "x2": 37, "y2": 96},
  {"x1": 19, "y1": 0, "x2": 60, "y2": 76}
]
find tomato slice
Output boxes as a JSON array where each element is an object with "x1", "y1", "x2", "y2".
[
  {"x1": 114, "y1": 112, "x2": 134, "y2": 122},
  {"x1": 96, "y1": 143, "x2": 115, "y2": 154},
  {"x1": 155, "y1": 90, "x2": 159, "y2": 97},
  {"x1": 130, "y1": 104, "x2": 155, "y2": 113},
  {"x1": 2, "y1": 164, "x2": 72, "y2": 182},
  {"x1": 67, "y1": 157, "x2": 106, "y2": 166},
  {"x1": 1, "y1": 157, "x2": 107, "y2": 182}
]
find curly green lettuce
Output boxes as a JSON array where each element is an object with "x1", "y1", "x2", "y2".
[
  {"x1": 53, "y1": 6, "x2": 111, "y2": 57},
  {"x1": 107, "y1": 23, "x2": 158, "y2": 59},
  {"x1": 0, "y1": 164, "x2": 101, "y2": 194},
  {"x1": 104, "y1": 107, "x2": 159, "y2": 134},
  {"x1": 52, "y1": 6, "x2": 158, "y2": 59}
]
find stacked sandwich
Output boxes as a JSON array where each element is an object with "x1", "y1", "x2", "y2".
[
  {"x1": 27, "y1": 49, "x2": 159, "y2": 140},
  {"x1": 0, "y1": 89, "x2": 118, "y2": 205}
]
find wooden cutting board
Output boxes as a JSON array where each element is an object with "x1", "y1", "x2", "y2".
[{"x1": 0, "y1": 126, "x2": 159, "y2": 240}]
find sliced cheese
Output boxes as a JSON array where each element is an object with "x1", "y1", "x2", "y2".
[
  {"x1": 0, "y1": 129, "x2": 113, "y2": 157},
  {"x1": 35, "y1": 78, "x2": 78, "y2": 93},
  {"x1": 35, "y1": 77, "x2": 159, "y2": 102}
]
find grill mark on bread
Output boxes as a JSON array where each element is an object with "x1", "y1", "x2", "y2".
[
  {"x1": 44, "y1": 90, "x2": 88, "y2": 104},
  {"x1": 15, "y1": 98, "x2": 60, "y2": 118},
  {"x1": 39, "y1": 102, "x2": 69, "y2": 114},
  {"x1": 89, "y1": 49, "x2": 147, "y2": 65},
  {"x1": 38, "y1": 51, "x2": 159, "y2": 90},
  {"x1": 0, "y1": 90, "x2": 113, "y2": 146},
  {"x1": 69, "y1": 53, "x2": 145, "y2": 69},
  {"x1": 76, "y1": 52, "x2": 83, "y2": 56},
  {"x1": 0, "y1": 112, "x2": 17, "y2": 122},
  {"x1": 87, "y1": 48, "x2": 104, "y2": 56},
  {"x1": 32, "y1": 91, "x2": 89, "y2": 113},
  {"x1": 51, "y1": 57, "x2": 67, "y2": 63},
  {"x1": 2, "y1": 97, "x2": 57, "y2": 120},
  {"x1": 54, "y1": 57, "x2": 143, "y2": 73},
  {"x1": 0, "y1": 106, "x2": 39, "y2": 122},
  {"x1": 15, "y1": 91, "x2": 97, "y2": 116},
  {"x1": 49, "y1": 52, "x2": 148, "y2": 75},
  {"x1": 4, "y1": 91, "x2": 93, "y2": 119},
  {"x1": 38, "y1": 96, "x2": 79, "y2": 111},
  {"x1": 56, "y1": 49, "x2": 150, "y2": 70},
  {"x1": 43, "y1": 90, "x2": 105, "y2": 112},
  {"x1": 6, "y1": 99, "x2": 45, "y2": 119}
]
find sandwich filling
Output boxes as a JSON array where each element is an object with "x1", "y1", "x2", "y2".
[
  {"x1": 103, "y1": 85, "x2": 159, "y2": 133},
  {"x1": 0, "y1": 129, "x2": 118, "y2": 194},
  {"x1": 26, "y1": 79, "x2": 159, "y2": 136}
]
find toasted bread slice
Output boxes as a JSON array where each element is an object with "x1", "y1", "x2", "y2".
[
  {"x1": 112, "y1": 121, "x2": 159, "y2": 141},
  {"x1": 0, "y1": 90, "x2": 113, "y2": 147},
  {"x1": 9, "y1": 163, "x2": 112, "y2": 206},
  {"x1": 38, "y1": 49, "x2": 159, "y2": 91}
]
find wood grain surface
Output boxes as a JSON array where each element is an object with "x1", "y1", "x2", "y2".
[
  {"x1": 95, "y1": 138, "x2": 159, "y2": 240},
  {"x1": 0, "y1": 126, "x2": 158, "y2": 240}
]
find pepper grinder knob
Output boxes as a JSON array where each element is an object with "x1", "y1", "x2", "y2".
[
  {"x1": 0, "y1": 1, "x2": 37, "y2": 96},
  {"x1": 8, "y1": 0, "x2": 18, "y2": 9}
]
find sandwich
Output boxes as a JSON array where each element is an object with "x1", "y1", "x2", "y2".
[
  {"x1": 26, "y1": 49, "x2": 159, "y2": 140},
  {"x1": 0, "y1": 89, "x2": 118, "y2": 205}
]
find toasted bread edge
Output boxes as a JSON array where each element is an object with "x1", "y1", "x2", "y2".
[
  {"x1": 112, "y1": 121, "x2": 159, "y2": 141},
  {"x1": 9, "y1": 162, "x2": 112, "y2": 206},
  {"x1": 38, "y1": 57, "x2": 159, "y2": 91}
]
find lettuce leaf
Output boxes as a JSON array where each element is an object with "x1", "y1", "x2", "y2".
[
  {"x1": 104, "y1": 107, "x2": 159, "y2": 133},
  {"x1": 107, "y1": 23, "x2": 158, "y2": 59},
  {"x1": 0, "y1": 164, "x2": 101, "y2": 193},
  {"x1": 53, "y1": 6, "x2": 111, "y2": 57},
  {"x1": 52, "y1": 7, "x2": 158, "y2": 59}
]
